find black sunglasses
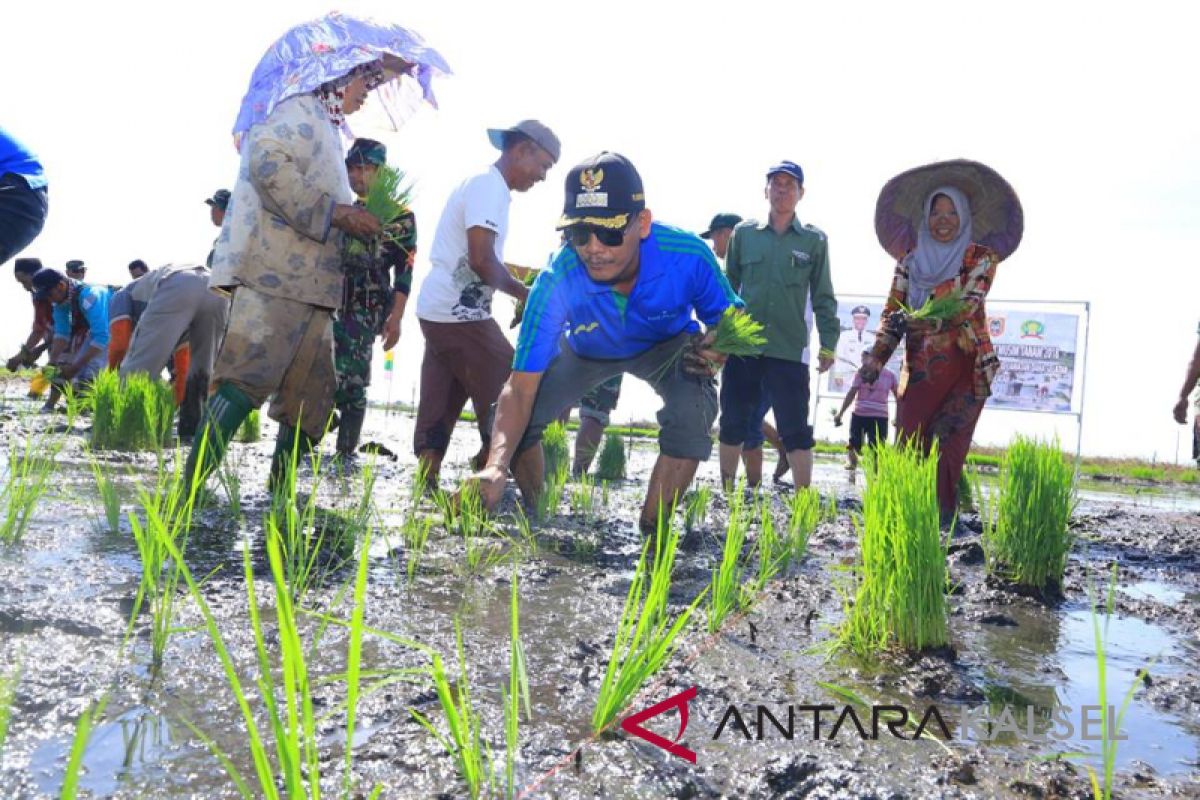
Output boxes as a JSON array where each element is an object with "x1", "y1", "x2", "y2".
[{"x1": 565, "y1": 218, "x2": 637, "y2": 248}]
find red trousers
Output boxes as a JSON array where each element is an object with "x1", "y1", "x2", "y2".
[{"x1": 895, "y1": 338, "x2": 985, "y2": 514}]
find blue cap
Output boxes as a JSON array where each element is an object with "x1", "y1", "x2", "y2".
[
  {"x1": 767, "y1": 160, "x2": 804, "y2": 185},
  {"x1": 32, "y1": 268, "x2": 66, "y2": 301}
]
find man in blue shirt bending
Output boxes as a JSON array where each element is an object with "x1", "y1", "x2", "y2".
[
  {"x1": 31, "y1": 268, "x2": 112, "y2": 412},
  {"x1": 474, "y1": 152, "x2": 741, "y2": 530}
]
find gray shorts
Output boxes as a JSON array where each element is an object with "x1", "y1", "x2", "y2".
[{"x1": 517, "y1": 332, "x2": 717, "y2": 461}]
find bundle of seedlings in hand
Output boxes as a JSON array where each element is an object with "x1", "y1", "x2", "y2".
[
  {"x1": 981, "y1": 435, "x2": 1076, "y2": 593},
  {"x1": 893, "y1": 290, "x2": 968, "y2": 332},
  {"x1": 595, "y1": 432, "x2": 626, "y2": 481},
  {"x1": 835, "y1": 440, "x2": 948, "y2": 656},
  {"x1": 410, "y1": 621, "x2": 492, "y2": 799},
  {"x1": 346, "y1": 165, "x2": 412, "y2": 256},
  {"x1": 592, "y1": 506, "x2": 707, "y2": 732},
  {"x1": 708, "y1": 487, "x2": 750, "y2": 632},
  {"x1": 510, "y1": 269, "x2": 539, "y2": 328},
  {"x1": 0, "y1": 430, "x2": 61, "y2": 544},
  {"x1": 541, "y1": 422, "x2": 569, "y2": 478},
  {"x1": 711, "y1": 306, "x2": 767, "y2": 356}
]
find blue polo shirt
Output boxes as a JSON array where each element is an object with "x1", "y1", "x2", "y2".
[
  {"x1": 53, "y1": 283, "x2": 112, "y2": 348},
  {"x1": 0, "y1": 127, "x2": 46, "y2": 190},
  {"x1": 513, "y1": 222, "x2": 742, "y2": 373}
]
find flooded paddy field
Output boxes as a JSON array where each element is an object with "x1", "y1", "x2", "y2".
[{"x1": 0, "y1": 382, "x2": 1198, "y2": 798}]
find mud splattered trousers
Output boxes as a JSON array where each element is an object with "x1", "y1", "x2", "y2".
[
  {"x1": 333, "y1": 304, "x2": 374, "y2": 412},
  {"x1": 895, "y1": 335, "x2": 986, "y2": 515}
]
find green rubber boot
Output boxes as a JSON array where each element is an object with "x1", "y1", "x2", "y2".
[{"x1": 184, "y1": 382, "x2": 255, "y2": 494}]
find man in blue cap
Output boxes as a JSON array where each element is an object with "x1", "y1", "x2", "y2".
[
  {"x1": 718, "y1": 160, "x2": 840, "y2": 490},
  {"x1": 32, "y1": 267, "x2": 113, "y2": 411},
  {"x1": 472, "y1": 151, "x2": 741, "y2": 531},
  {"x1": 0, "y1": 127, "x2": 48, "y2": 267}
]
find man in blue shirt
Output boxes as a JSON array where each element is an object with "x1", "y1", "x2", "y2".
[
  {"x1": 32, "y1": 268, "x2": 112, "y2": 411},
  {"x1": 474, "y1": 152, "x2": 741, "y2": 530},
  {"x1": 0, "y1": 127, "x2": 49, "y2": 266}
]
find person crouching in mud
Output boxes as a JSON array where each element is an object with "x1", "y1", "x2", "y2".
[{"x1": 470, "y1": 151, "x2": 743, "y2": 532}]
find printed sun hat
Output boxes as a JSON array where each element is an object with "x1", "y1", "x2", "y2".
[
  {"x1": 875, "y1": 159, "x2": 1023, "y2": 262},
  {"x1": 700, "y1": 213, "x2": 743, "y2": 239},
  {"x1": 556, "y1": 152, "x2": 645, "y2": 230},
  {"x1": 486, "y1": 120, "x2": 562, "y2": 162}
]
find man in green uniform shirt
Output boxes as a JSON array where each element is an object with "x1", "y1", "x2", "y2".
[{"x1": 718, "y1": 160, "x2": 840, "y2": 489}]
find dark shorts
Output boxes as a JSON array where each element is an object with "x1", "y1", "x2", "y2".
[
  {"x1": 0, "y1": 173, "x2": 48, "y2": 266},
  {"x1": 719, "y1": 355, "x2": 814, "y2": 451},
  {"x1": 849, "y1": 413, "x2": 888, "y2": 451},
  {"x1": 517, "y1": 333, "x2": 717, "y2": 461},
  {"x1": 744, "y1": 392, "x2": 772, "y2": 449},
  {"x1": 578, "y1": 374, "x2": 623, "y2": 426}
]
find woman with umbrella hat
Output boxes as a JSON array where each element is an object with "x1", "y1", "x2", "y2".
[
  {"x1": 859, "y1": 160, "x2": 1023, "y2": 525},
  {"x1": 187, "y1": 13, "x2": 450, "y2": 493}
]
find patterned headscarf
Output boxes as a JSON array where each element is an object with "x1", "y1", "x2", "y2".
[
  {"x1": 315, "y1": 61, "x2": 388, "y2": 128},
  {"x1": 904, "y1": 185, "x2": 973, "y2": 308}
]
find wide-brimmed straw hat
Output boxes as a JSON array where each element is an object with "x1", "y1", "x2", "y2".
[{"x1": 874, "y1": 159, "x2": 1023, "y2": 262}]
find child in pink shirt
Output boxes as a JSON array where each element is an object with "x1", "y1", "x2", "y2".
[{"x1": 834, "y1": 356, "x2": 898, "y2": 471}]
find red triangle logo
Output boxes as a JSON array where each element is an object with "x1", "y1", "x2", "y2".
[{"x1": 619, "y1": 686, "x2": 698, "y2": 763}]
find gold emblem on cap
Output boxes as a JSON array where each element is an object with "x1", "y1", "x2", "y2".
[{"x1": 580, "y1": 168, "x2": 604, "y2": 192}]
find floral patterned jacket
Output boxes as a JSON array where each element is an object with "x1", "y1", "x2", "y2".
[{"x1": 870, "y1": 243, "x2": 1000, "y2": 400}]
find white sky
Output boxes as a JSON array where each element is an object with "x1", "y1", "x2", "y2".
[{"x1": 5, "y1": 0, "x2": 1199, "y2": 460}]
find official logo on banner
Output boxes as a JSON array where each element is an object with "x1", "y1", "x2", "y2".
[
  {"x1": 1020, "y1": 319, "x2": 1045, "y2": 339},
  {"x1": 988, "y1": 317, "x2": 1006, "y2": 337}
]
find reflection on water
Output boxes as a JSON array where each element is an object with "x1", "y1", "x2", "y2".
[{"x1": 30, "y1": 706, "x2": 175, "y2": 796}]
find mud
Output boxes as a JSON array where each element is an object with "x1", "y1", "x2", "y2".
[{"x1": 0, "y1": 380, "x2": 1198, "y2": 799}]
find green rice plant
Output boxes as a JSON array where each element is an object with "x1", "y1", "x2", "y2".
[
  {"x1": 1, "y1": 431, "x2": 61, "y2": 544},
  {"x1": 0, "y1": 665, "x2": 17, "y2": 756},
  {"x1": 541, "y1": 422, "x2": 569, "y2": 479},
  {"x1": 60, "y1": 694, "x2": 110, "y2": 799},
  {"x1": 956, "y1": 470, "x2": 975, "y2": 513},
  {"x1": 216, "y1": 452, "x2": 244, "y2": 522},
  {"x1": 749, "y1": 499, "x2": 788, "y2": 597},
  {"x1": 125, "y1": 447, "x2": 204, "y2": 673},
  {"x1": 267, "y1": 430, "x2": 331, "y2": 602},
  {"x1": 821, "y1": 493, "x2": 839, "y2": 524},
  {"x1": 441, "y1": 483, "x2": 491, "y2": 539},
  {"x1": 835, "y1": 440, "x2": 948, "y2": 656},
  {"x1": 88, "y1": 458, "x2": 122, "y2": 533},
  {"x1": 982, "y1": 435, "x2": 1076, "y2": 592},
  {"x1": 535, "y1": 461, "x2": 569, "y2": 523},
  {"x1": 569, "y1": 472, "x2": 597, "y2": 522},
  {"x1": 510, "y1": 506, "x2": 537, "y2": 554},
  {"x1": 236, "y1": 409, "x2": 261, "y2": 443},
  {"x1": 412, "y1": 457, "x2": 432, "y2": 510},
  {"x1": 786, "y1": 487, "x2": 821, "y2": 562},
  {"x1": 683, "y1": 485, "x2": 711, "y2": 532},
  {"x1": 88, "y1": 369, "x2": 121, "y2": 449},
  {"x1": 346, "y1": 165, "x2": 412, "y2": 257},
  {"x1": 711, "y1": 306, "x2": 767, "y2": 355},
  {"x1": 595, "y1": 432, "x2": 626, "y2": 481},
  {"x1": 503, "y1": 568, "x2": 530, "y2": 800},
  {"x1": 707, "y1": 490, "x2": 750, "y2": 632},
  {"x1": 897, "y1": 290, "x2": 967, "y2": 322},
  {"x1": 1081, "y1": 566, "x2": 1153, "y2": 800},
  {"x1": 592, "y1": 505, "x2": 708, "y2": 732},
  {"x1": 344, "y1": 455, "x2": 377, "y2": 538},
  {"x1": 89, "y1": 371, "x2": 174, "y2": 451},
  {"x1": 463, "y1": 533, "x2": 507, "y2": 576},
  {"x1": 401, "y1": 513, "x2": 434, "y2": 581},
  {"x1": 410, "y1": 621, "x2": 493, "y2": 799}
]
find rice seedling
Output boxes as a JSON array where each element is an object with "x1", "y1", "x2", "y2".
[
  {"x1": 786, "y1": 487, "x2": 821, "y2": 562},
  {"x1": 708, "y1": 490, "x2": 750, "y2": 632},
  {"x1": 125, "y1": 447, "x2": 204, "y2": 673},
  {"x1": 410, "y1": 621, "x2": 493, "y2": 799},
  {"x1": 343, "y1": 455, "x2": 378, "y2": 538},
  {"x1": 90, "y1": 371, "x2": 174, "y2": 451},
  {"x1": 747, "y1": 498, "x2": 787, "y2": 599},
  {"x1": 982, "y1": 435, "x2": 1076, "y2": 592},
  {"x1": 464, "y1": 533, "x2": 507, "y2": 576},
  {"x1": 401, "y1": 513, "x2": 434, "y2": 581},
  {"x1": 267, "y1": 430, "x2": 332, "y2": 602},
  {"x1": 1081, "y1": 566, "x2": 1154, "y2": 800},
  {"x1": 896, "y1": 290, "x2": 967, "y2": 323},
  {"x1": 215, "y1": 452, "x2": 244, "y2": 522},
  {"x1": 236, "y1": 409, "x2": 261, "y2": 443},
  {"x1": 60, "y1": 694, "x2": 110, "y2": 799},
  {"x1": 510, "y1": 506, "x2": 537, "y2": 554},
  {"x1": 535, "y1": 461, "x2": 569, "y2": 523},
  {"x1": 834, "y1": 440, "x2": 948, "y2": 656},
  {"x1": 711, "y1": 306, "x2": 768, "y2": 355},
  {"x1": 592, "y1": 505, "x2": 707, "y2": 733},
  {"x1": 503, "y1": 568, "x2": 530, "y2": 800},
  {"x1": 88, "y1": 369, "x2": 121, "y2": 449},
  {"x1": 821, "y1": 492, "x2": 839, "y2": 524},
  {"x1": 683, "y1": 485, "x2": 711, "y2": 532},
  {"x1": 569, "y1": 472, "x2": 598, "y2": 522},
  {"x1": 88, "y1": 457, "x2": 122, "y2": 533},
  {"x1": 542, "y1": 422, "x2": 569, "y2": 479},
  {"x1": 0, "y1": 665, "x2": 17, "y2": 756},
  {"x1": 1, "y1": 431, "x2": 61, "y2": 544},
  {"x1": 595, "y1": 432, "x2": 626, "y2": 481},
  {"x1": 346, "y1": 165, "x2": 412, "y2": 257},
  {"x1": 412, "y1": 456, "x2": 432, "y2": 509}
]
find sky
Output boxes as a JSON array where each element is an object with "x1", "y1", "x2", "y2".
[{"x1": 4, "y1": 0, "x2": 1199, "y2": 461}]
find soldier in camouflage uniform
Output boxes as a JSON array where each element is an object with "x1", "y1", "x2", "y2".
[{"x1": 334, "y1": 138, "x2": 417, "y2": 461}]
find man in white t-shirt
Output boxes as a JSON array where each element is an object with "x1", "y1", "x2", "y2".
[{"x1": 414, "y1": 119, "x2": 560, "y2": 488}]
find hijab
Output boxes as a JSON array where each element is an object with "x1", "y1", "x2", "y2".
[
  {"x1": 315, "y1": 62, "x2": 388, "y2": 128},
  {"x1": 904, "y1": 185, "x2": 972, "y2": 308}
]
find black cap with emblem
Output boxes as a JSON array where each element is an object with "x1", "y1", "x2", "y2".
[{"x1": 556, "y1": 152, "x2": 645, "y2": 230}]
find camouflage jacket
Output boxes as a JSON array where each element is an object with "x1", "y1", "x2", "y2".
[
  {"x1": 209, "y1": 94, "x2": 354, "y2": 309},
  {"x1": 340, "y1": 207, "x2": 417, "y2": 332}
]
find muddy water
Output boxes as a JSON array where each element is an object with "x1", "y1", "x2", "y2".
[{"x1": 1, "y1": 390, "x2": 1199, "y2": 798}]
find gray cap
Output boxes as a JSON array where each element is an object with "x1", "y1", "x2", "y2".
[{"x1": 487, "y1": 120, "x2": 561, "y2": 162}]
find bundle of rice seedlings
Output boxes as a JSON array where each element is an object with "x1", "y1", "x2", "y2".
[
  {"x1": 711, "y1": 306, "x2": 767, "y2": 356},
  {"x1": 592, "y1": 506, "x2": 707, "y2": 732},
  {"x1": 237, "y1": 409, "x2": 261, "y2": 443},
  {"x1": 786, "y1": 487, "x2": 821, "y2": 561},
  {"x1": 89, "y1": 458, "x2": 122, "y2": 533},
  {"x1": 595, "y1": 432, "x2": 626, "y2": 481},
  {"x1": 982, "y1": 435, "x2": 1076, "y2": 592},
  {"x1": 88, "y1": 369, "x2": 121, "y2": 449},
  {"x1": 115, "y1": 374, "x2": 174, "y2": 451},
  {"x1": 569, "y1": 472, "x2": 597, "y2": 522},
  {"x1": 835, "y1": 440, "x2": 948, "y2": 655},
  {"x1": 746, "y1": 498, "x2": 787, "y2": 600},
  {"x1": 1, "y1": 432, "x2": 61, "y2": 544},
  {"x1": 897, "y1": 290, "x2": 969, "y2": 323},
  {"x1": 346, "y1": 165, "x2": 412, "y2": 256},
  {"x1": 683, "y1": 486, "x2": 711, "y2": 532},
  {"x1": 535, "y1": 461, "x2": 569, "y2": 523},
  {"x1": 708, "y1": 489, "x2": 750, "y2": 632},
  {"x1": 541, "y1": 422, "x2": 569, "y2": 478}
]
